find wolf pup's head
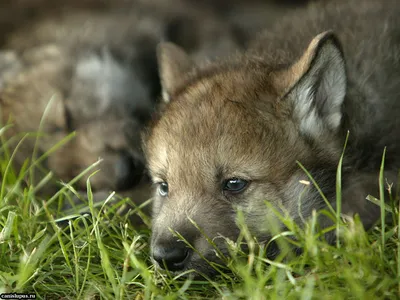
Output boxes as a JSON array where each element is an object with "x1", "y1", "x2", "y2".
[{"x1": 144, "y1": 32, "x2": 380, "y2": 276}]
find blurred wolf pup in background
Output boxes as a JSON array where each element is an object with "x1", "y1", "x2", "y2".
[
  {"x1": 0, "y1": 0, "x2": 240, "y2": 217},
  {"x1": 145, "y1": 0, "x2": 400, "y2": 276}
]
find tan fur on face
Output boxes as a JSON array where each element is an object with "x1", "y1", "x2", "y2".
[
  {"x1": 147, "y1": 62, "x2": 339, "y2": 187},
  {"x1": 145, "y1": 61, "x2": 343, "y2": 270}
]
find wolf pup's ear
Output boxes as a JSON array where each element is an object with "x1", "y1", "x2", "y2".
[
  {"x1": 278, "y1": 31, "x2": 346, "y2": 139},
  {"x1": 157, "y1": 42, "x2": 194, "y2": 103},
  {"x1": 0, "y1": 51, "x2": 22, "y2": 91}
]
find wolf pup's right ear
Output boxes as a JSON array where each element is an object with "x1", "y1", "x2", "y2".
[
  {"x1": 275, "y1": 31, "x2": 347, "y2": 140},
  {"x1": 157, "y1": 42, "x2": 194, "y2": 103},
  {"x1": 0, "y1": 51, "x2": 22, "y2": 91}
]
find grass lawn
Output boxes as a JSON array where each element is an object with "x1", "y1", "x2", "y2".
[{"x1": 0, "y1": 129, "x2": 399, "y2": 299}]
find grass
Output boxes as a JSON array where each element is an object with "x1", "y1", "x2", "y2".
[{"x1": 0, "y1": 127, "x2": 399, "y2": 299}]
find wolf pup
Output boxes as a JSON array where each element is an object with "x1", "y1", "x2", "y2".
[
  {"x1": 0, "y1": 17, "x2": 158, "y2": 195},
  {"x1": 144, "y1": 0, "x2": 400, "y2": 276}
]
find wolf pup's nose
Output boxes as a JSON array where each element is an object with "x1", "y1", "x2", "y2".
[
  {"x1": 115, "y1": 151, "x2": 144, "y2": 190},
  {"x1": 152, "y1": 241, "x2": 191, "y2": 271}
]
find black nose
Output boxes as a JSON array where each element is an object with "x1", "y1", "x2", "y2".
[
  {"x1": 152, "y1": 242, "x2": 191, "y2": 272},
  {"x1": 115, "y1": 152, "x2": 145, "y2": 190}
]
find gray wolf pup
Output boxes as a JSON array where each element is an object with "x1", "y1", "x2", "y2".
[{"x1": 144, "y1": 0, "x2": 400, "y2": 276}]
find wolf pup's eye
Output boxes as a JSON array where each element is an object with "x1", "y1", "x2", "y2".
[
  {"x1": 223, "y1": 178, "x2": 248, "y2": 194},
  {"x1": 157, "y1": 182, "x2": 169, "y2": 197}
]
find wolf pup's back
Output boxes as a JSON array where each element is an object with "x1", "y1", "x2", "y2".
[{"x1": 145, "y1": 0, "x2": 400, "y2": 276}]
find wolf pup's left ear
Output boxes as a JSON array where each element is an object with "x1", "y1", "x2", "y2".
[
  {"x1": 277, "y1": 31, "x2": 346, "y2": 139},
  {"x1": 157, "y1": 42, "x2": 194, "y2": 103}
]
